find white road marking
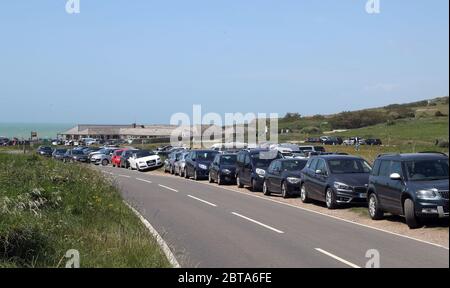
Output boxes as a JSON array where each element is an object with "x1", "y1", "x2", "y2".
[
  {"x1": 187, "y1": 195, "x2": 217, "y2": 207},
  {"x1": 123, "y1": 201, "x2": 180, "y2": 268},
  {"x1": 118, "y1": 174, "x2": 131, "y2": 178},
  {"x1": 185, "y1": 179, "x2": 449, "y2": 250},
  {"x1": 315, "y1": 248, "x2": 361, "y2": 268},
  {"x1": 231, "y1": 212, "x2": 284, "y2": 234},
  {"x1": 136, "y1": 178, "x2": 152, "y2": 184},
  {"x1": 158, "y1": 184, "x2": 179, "y2": 193}
]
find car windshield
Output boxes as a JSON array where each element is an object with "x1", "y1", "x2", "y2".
[
  {"x1": 136, "y1": 151, "x2": 154, "y2": 158},
  {"x1": 40, "y1": 147, "x2": 52, "y2": 151},
  {"x1": 405, "y1": 159, "x2": 449, "y2": 181},
  {"x1": 55, "y1": 149, "x2": 66, "y2": 154},
  {"x1": 72, "y1": 150, "x2": 84, "y2": 155},
  {"x1": 196, "y1": 151, "x2": 217, "y2": 160},
  {"x1": 328, "y1": 159, "x2": 372, "y2": 174},
  {"x1": 252, "y1": 151, "x2": 281, "y2": 168},
  {"x1": 220, "y1": 155, "x2": 237, "y2": 165},
  {"x1": 282, "y1": 160, "x2": 307, "y2": 171}
]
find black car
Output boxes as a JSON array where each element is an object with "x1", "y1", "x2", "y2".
[
  {"x1": 63, "y1": 149, "x2": 89, "y2": 163},
  {"x1": 263, "y1": 159, "x2": 308, "y2": 198},
  {"x1": 236, "y1": 149, "x2": 283, "y2": 192},
  {"x1": 184, "y1": 150, "x2": 219, "y2": 180},
  {"x1": 365, "y1": 138, "x2": 382, "y2": 146},
  {"x1": 367, "y1": 153, "x2": 449, "y2": 229},
  {"x1": 208, "y1": 153, "x2": 238, "y2": 185},
  {"x1": 0, "y1": 137, "x2": 10, "y2": 146},
  {"x1": 300, "y1": 155, "x2": 372, "y2": 209},
  {"x1": 37, "y1": 146, "x2": 53, "y2": 157},
  {"x1": 52, "y1": 148, "x2": 67, "y2": 161},
  {"x1": 322, "y1": 137, "x2": 343, "y2": 145},
  {"x1": 120, "y1": 149, "x2": 139, "y2": 168}
]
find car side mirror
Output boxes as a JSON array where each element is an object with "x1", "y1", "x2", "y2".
[
  {"x1": 315, "y1": 169, "x2": 325, "y2": 175},
  {"x1": 390, "y1": 173, "x2": 402, "y2": 180}
]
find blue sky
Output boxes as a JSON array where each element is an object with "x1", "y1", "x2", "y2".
[{"x1": 0, "y1": 0, "x2": 448, "y2": 124}]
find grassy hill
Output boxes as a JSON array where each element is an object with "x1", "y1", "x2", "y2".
[{"x1": 277, "y1": 96, "x2": 449, "y2": 158}]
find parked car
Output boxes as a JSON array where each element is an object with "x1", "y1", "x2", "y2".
[
  {"x1": 90, "y1": 148, "x2": 118, "y2": 166},
  {"x1": 0, "y1": 137, "x2": 10, "y2": 146},
  {"x1": 174, "y1": 151, "x2": 190, "y2": 177},
  {"x1": 367, "y1": 153, "x2": 449, "y2": 229},
  {"x1": 322, "y1": 137, "x2": 343, "y2": 145},
  {"x1": 208, "y1": 153, "x2": 238, "y2": 185},
  {"x1": 52, "y1": 148, "x2": 67, "y2": 161},
  {"x1": 263, "y1": 159, "x2": 308, "y2": 198},
  {"x1": 300, "y1": 155, "x2": 372, "y2": 209},
  {"x1": 37, "y1": 146, "x2": 53, "y2": 157},
  {"x1": 63, "y1": 149, "x2": 89, "y2": 163},
  {"x1": 365, "y1": 138, "x2": 382, "y2": 146},
  {"x1": 111, "y1": 149, "x2": 126, "y2": 167},
  {"x1": 236, "y1": 149, "x2": 283, "y2": 192},
  {"x1": 164, "y1": 151, "x2": 183, "y2": 174},
  {"x1": 298, "y1": 145, "x2": 326, "y2": 153},
  {"x1": 305, "y1": 137, "x2": 322, "y2": 143},
  {"x1": 128, "y1": 150, "x2": 162, "y2": 171},
  {"x1": 120, "y1": 149, "x2": 139, "y2": 168},
  {"x1": 184, "y1": 150, "x2": 220, "y2": 180}
]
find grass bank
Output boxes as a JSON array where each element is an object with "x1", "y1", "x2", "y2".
[{"x1": 0, "y1": 153, "x2": 170, "y2": 268}]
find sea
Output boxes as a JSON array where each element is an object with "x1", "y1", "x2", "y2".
[{"x1": 0, "y1": 123, "x2": 74, "y2": 139}]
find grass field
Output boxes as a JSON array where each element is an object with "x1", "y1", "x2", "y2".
[{"x1": 0, "y1": 153, "x2": 170, "y2": 268}]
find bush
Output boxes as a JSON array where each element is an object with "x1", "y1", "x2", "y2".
[
  {"x1": 438, "y1": 141, "x2": 449, "y2": 148},
  {"x1": 435, "y1": 111, "x2": 446, "y2": 117},
  {"x1": 300, "y1": 126, "x2": 321, "y2": 134}
]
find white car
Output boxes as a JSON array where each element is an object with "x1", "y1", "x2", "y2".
[{"x1": 128, "y1": 150, "x2": 162, "y2": 171}]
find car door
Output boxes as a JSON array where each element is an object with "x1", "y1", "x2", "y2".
[
  {"x1": 271, "y1": 161, "x2": 284, "y2": 192},
  {"x1": 375, "y1": 160, "x2": 393, "y2": 209},
  {"x1": 242, "y1": 154, "x2": 252, "y2": 185},
  {"x1": 266, "y1": 161, "x2": 278, "y2": 192},
  {"x1": 384, "y1": 161, "x2": 405, "y2": 214},
  {"x1": 303, "y1": 158, "x2": 318, "y2": 198},
  {"x1": 210, "y1": 155, "x2": 220, "y2": 180},
  {"x1": 310, "y1": 159, "x2": 328, "y2": 200}
]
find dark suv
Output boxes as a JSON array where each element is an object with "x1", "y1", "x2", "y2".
[
  {"x1": 185, "y1": 150, "x2": 219, "y2": 180},
  {"x1": 300, "y1": 155, "x2": 372, "y2": 209},
  {"x1": 236, "y1": 149, "x2": 283, "y2": 192},
  {"x1": 367, "y1": 153, "x2": 449, "y2": 229}
]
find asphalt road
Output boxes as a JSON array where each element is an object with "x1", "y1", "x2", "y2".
[{"x1": 98, "y1": 165, "x2": 449, "y2": 268}]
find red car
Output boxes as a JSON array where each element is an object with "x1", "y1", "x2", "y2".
[{"x1": 111, "y1": 149, "x2": 126, "y2": 167}]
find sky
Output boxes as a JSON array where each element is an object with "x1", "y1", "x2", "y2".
[{"x1": 0, "y1": 0, "x2": 448, "y2": 124}]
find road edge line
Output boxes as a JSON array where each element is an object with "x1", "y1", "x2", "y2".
[{"x1": 123, "y1": 201, "x2": 181, "y2": 268}]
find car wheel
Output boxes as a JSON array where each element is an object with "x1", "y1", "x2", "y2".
[
  {"x1": 193, "y1": 170, "x2": 198, "y2": 180},
  {"x1": 263, "y1": 180, "x2": 271, "y2": 196},
  {"x1": 281, "y1": 182, "x2": 288, "y2": 199},
  {"x1": 300, "y1": 184, "x2": 310, "y2": 203},
  {"x1": 217, "y1": 174, "x2": 222, "y2": 186},
  {"x1": 251, "y1": 178, "x2": 260, "y2": 192},
  {"x1": 184, "y1": 168, "x2": 189, "y2": 179},
  {"x1": 325, "y1": 188, "x2": 337, "y2": 209},
  {"x1": 236, "y1": 174, "x2": 244, "y2": 188},
  {"x1": 404, "y1": 198, "x2": 421, "y2": 229},
  {"x1": 101, "y1": 159, "x2": 109, "y2": 166},
  {"x1": 171, "y1": 167, "x2": 175, "y2": 175},
  {"x1": 368, "y1": 193, "x2": 384, "y2": 220},
  {"x1": 208, "y1": 172, "x2": 214, "y2": 183}
]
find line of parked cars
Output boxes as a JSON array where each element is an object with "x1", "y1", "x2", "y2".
[
  {"x1": 305, "y1": 136, "x2": 382, "y2": 146},
  {"x1": 163, "y1": 146, "x2": 448, "y2": 229}
]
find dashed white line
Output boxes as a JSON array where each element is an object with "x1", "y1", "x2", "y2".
[
  {"x1": 136, "y1": 178, "x2": 152, "y2": 184},
  {"x1": 187, "y1": 195, "x2": 217, "y2": 207},
  {"x1": 158, "y1": 184, "x2": 179, "y2": 193},
  {"x1": 315, "y1": 248, "x2": 361, "y2": 268},
  {"x1": 231, "y1": 212, "x2": 284, "y2": 234}
]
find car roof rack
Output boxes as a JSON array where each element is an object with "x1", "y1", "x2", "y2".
[
  {"x1": 418, "y1": 151, "x2": 449, "y2": 156},
  {"x1": 376, "y1": 153, "x2": 400, "y2": 158}
]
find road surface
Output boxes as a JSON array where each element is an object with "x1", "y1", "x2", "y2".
[{"x1": 98, "y1": 165, "x2": 449, "y2": 268}]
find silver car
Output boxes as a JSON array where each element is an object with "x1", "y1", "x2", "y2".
[
  {"x1": 174, "y1": 151, "x2": 190, "y2": 177},
  {"x1": 90, "y1": 148, "x2": 118, "y2": 166}
]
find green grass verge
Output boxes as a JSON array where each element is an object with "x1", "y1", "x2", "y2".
[{"x1": 0, "y1": 153, "x2": 171, "y2": 268}]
